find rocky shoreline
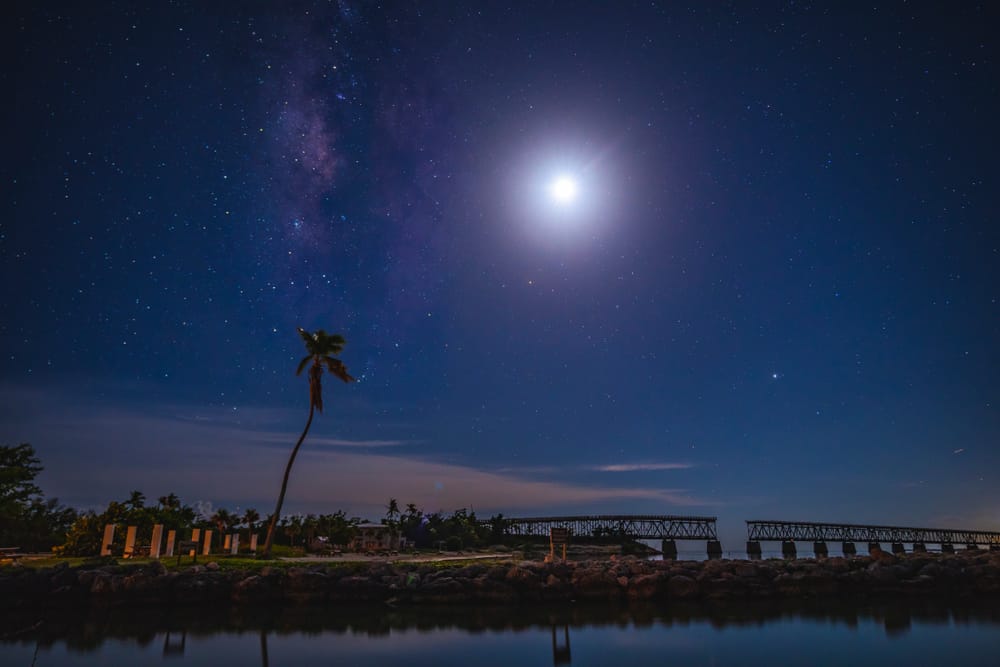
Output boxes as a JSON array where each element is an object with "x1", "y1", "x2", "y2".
[{"x1": 3, "y1": 550, "x2": 998, "y2": 609}]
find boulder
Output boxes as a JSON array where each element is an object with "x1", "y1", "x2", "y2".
[
  {"x1": 667, "y1": 575, "x2": 699, "y2": 599},
  {"x1": 628, "y1": 572, "x2": 669, "y2": 600}
]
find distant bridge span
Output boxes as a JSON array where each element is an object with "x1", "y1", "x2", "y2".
[
  {"x1": 498, "y1": 515, "x2": 718, "y2": 541},
  {"x1": 747, "y1": 520, "x2": 1000, "y2": 546}
]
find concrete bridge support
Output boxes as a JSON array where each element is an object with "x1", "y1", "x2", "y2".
[
  {"x1": 891, "y1": 543, "x2": 905, "y2": 555},
  {"x1": 966, "y1": 543, "x2": 979, "y2": 551},
  {"x1": 867, "y1": 542, "x2": 881, "y2": 554},
  {"x1": 990, "y1": 544, "x2": 1000, "y2": 552},
  {"x1": 912, "y1": 542, "x2": 927, "y2": 553},
  {"x1": 746, "y1": 541, "x2": 762, "y2": 560},
  {"x1": 661, "y1": 539, "x2": 677, "y2": 560},
  {"x1": 941, "y1": 543, "x2": 954, "y2": 554},
  {"x1": 842, "y1": 542, "x2": 856, "y2": 557},
  {"x1": 706, "y1": 540, "x2": 723, "y2": 560},
  {"x1": 813, "y1": 541, "x2": 828, "y2": 558},
  {"x1": 781, "y1": 541, "x2": 796, "y2": 559}
]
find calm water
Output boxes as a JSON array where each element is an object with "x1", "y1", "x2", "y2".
[{"x1": 3, "y1": 601, "x2": 998, "y2": 666}]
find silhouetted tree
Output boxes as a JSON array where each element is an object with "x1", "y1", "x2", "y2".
[
  {"x1": 385, "y1": 498, "x2": 400, "y2": 522},
  {"x1": 261, "y1": 328, "x2": 354, "y2": 558},
  {"x1": 285, "y1": 515, "x2": 304, "y2": 546},
  {"x1": 1, "y1": 443, "x2": 77, "y2": 551},
  {"x1": 242, "y1": 508, "x2": 260, "y2": 541},
  {"x1": 0, "y1": 443, "x2": 42, "y2": 516},
  {"x1": 211, "y1": 508, "x2": 235, "y2": 547}
]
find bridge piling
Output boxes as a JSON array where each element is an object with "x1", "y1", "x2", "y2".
[
  {"x1": 912, "y1": 542, "x2": 927, "y2": 553},
  {"x1": 990, "y1": 544, "x2": 1000, "y2": 552},
  {"x1": 942, "y1": 543, "x2": 955, "y2": 554},
  {"x1": 813, "y1": 541, "x2": 828, "y2": 559},
  {"x1": 661, "y1": 539, "x2": 678, "y2": 560},
  {"x1": 781, "y1": 541, "x2": 796, "y2": 559},
  {"x1": 867, "y1": 542, "x2": 881, "y2": 555},
  {"x1": 746, "y1": 541, "x2": 762, "y2": 560},
  {"x1": 706, "y1": 540, "x2": 723, "y2": 560},
  {"x1": 842, "y1": 541, "x2": 856, "y2": 557},
  {"x1": 891, "y1": 543, "x2": 905, "y2": 555},
  {"x1": 966, "y1": 543, "x2": 979, "y2": 551}
]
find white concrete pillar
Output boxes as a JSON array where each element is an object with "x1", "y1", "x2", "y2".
[
  {"x1": 124, "y1": 526, "x2": 138, "y2": 558},
  {"x1": 231, "y1": 534, "x2": 240, "y2": 555},
  {"x1": 100, "y1": 524, "x2": 116, "y2": 556},
  {"x1": 165, "y1": 530, "x2": 176, "y2": 557},
  {"x1": 150, "y1": 524, "x2": 164, "y2": 558},
  {"x1": 190, "y1": 529, "x2": 201, "y2": 557}
]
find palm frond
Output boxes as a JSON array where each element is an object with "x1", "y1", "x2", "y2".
[
  {"x1": 324, "y1": 356, "x2": 355, "y2": 383},
  {"x1": 295, "y1": 355, "x2": 312, "y2": 376}
]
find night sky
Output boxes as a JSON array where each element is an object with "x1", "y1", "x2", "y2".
[{"x1": 4, "y1": 2, "x2": 998, "y2": 546}]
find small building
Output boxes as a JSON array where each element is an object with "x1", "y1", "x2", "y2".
[{"x1": 350, "y1": 523, "x2": 403, "y2": 553}]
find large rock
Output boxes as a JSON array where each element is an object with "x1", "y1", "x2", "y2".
[
  {"x1": 667, "y1": 575, "x2": 699, "y2": 599},
  {"x1": 628, "y1": 572, "x2": 669, "y2": 600},
  {"x1": 504, "y1": 566, "x2": 541, "y2": 593},
  {"x1": 572, "y1": 567, "x2": 620, "y2": 600}
]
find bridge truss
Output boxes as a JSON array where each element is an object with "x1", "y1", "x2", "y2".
[
  {"x1": 746, "y1": 520, "x2": 1000, "y2": 545},
  {"x1": 499, "y1": 515, "x2": 718, "y2": 540}
]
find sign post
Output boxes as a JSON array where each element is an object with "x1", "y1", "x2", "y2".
[{"x1": 550, "y1": 527, "x2": 570, "y2": 562}]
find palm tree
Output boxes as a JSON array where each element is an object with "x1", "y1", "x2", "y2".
[
  {"x1": 285, "y1": 515, "x2": 304, "y2": 546},
  {"x1": 260, "y1": 328, "x2": 354, "y2": 558},
  {"x1": 126, "y1": 490, "x2": 146, "y2": 510},
  {"x1": 158, "y1": 493, "x2": 180, "y2": 510},
  {"x1": 211, "y1": 508, "x2": 233, "y2": 548},
  {"x1": 243, "y1": 508, "x2": 260, "y2": 542},
  {"x1": 385, "y1": 498, "x2": 400, "y2": 523}
]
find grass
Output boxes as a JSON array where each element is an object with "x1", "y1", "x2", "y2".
[{"x1": 1, "y1": 549, "x2": 523, "y2": 573}]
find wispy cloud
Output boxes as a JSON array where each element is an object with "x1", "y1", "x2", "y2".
[
  {"x1": 0, "y1": 383, "x2": 708, "y2": 515},
  {"x1": 592, "y1": 462, "x2": 694, "y2": 472}
]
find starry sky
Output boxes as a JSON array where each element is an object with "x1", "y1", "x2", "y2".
[{"x1": 3, "y1": 2, "x2": 998, "y2": 547}]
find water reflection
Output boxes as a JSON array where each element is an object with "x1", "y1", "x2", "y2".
[
  {"x1": 3, "y1": 600, "x2": 999, "y2": 666},
  {"x1": 162, "y1": 629, "x2": 185, "y2": 657},
  {"x1": 551, "y1": 625, "x2": 571, "y2": 665}
]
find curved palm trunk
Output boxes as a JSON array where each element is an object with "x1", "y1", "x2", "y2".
[{"x1": 260, "y1": 402, "x2": 315, "y2": 558}]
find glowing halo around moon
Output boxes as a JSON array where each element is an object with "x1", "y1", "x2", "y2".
[{"x1": 501, "y1": 138, "x2": 624, "y2": 247}]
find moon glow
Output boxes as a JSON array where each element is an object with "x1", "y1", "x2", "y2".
[{"x1": 549, "y1": 176, "x2": 579, "y2": 204}]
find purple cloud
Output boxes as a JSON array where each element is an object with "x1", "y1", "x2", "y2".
[{"x1": 592, "y1": 463, "x2": 694, "y2": 472}]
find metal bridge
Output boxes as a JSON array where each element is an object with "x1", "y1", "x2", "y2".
[
  {"x1": 747, "y1": 520, "x2": 1000, "y2": 546},
  {"x1": 499, "y1": 515, "x2": 718, "y2": 540}
]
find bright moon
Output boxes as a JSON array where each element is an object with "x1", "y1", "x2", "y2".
[{"x1": 549, "y1": 176, "x2": 579, "y2": 204}]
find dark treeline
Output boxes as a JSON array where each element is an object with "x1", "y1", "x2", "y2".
[
  {"x1": 57, "y1": 496, "x2": 509, "y2": 556},
  {"x1": 1, "y1": 443, "x2": 77, "y2": 552},
  {"x1": 1, "y1": 444, "x2": 510, "y2": 555}
]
